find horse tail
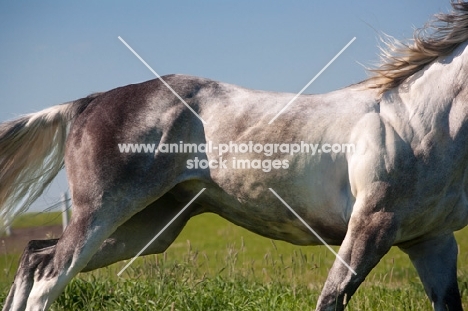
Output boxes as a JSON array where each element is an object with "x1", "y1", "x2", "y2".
[{"x1": 0, "y1": 93, "x2": 100, "y2": 230}]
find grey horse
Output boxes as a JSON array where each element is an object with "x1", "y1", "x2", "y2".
[{"x1": 1, "y1": 2, "x2": 468, "y2": 310}]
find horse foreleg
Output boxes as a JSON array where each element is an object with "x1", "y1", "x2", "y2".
[
  {"x1": 399, "y1": 233, "x2": 462, "y2": 311},
  {"x1": 315, "y1": 190, "x2": 398, "y2": 310}
]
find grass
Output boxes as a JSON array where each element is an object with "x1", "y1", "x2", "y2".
[
  {"x1": 1, "y1": 212, "x2": 467, "y2": 310},
  {"x1": 9, "y1": 211, "x2": 63, "y2": 228}
]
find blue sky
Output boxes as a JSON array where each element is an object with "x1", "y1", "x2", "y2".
[{"x1": 0, "y1": 1, "x2": 449, "y2": 212}]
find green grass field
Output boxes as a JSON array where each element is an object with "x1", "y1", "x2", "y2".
[
  {"x1": 8, "y1": 212, "x2": 65, "y2": 228},
  {"x1": 1, "y1": 212, "x2": 467, "y2": 310}
]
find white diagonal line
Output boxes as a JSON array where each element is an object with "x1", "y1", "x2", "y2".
[
  {"x1": 268, "y1": 37, "x2": 356, "y2": 125},
  {"x1": 117, "y1": 188, "x2": 206, "y2": 277},
  {"x1": 118, "y1": 36, "x2": 208, "y2": 125},
  {"x1": 268, "y1": 188, "x2": 357, "y2": 275}
]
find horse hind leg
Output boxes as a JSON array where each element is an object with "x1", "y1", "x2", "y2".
[
  {"x1": 3, "y1": 211, "x2": 111, "y2": 311},
  {"x1": 2, "y1": 193, "x2": 199, "y2": 311},
  {"x1": 399, "y1": 233, "x2": 463, "y2": 311},
  {"x1": 2, "y1": 240, "x2": 58, "y2": 311},
  {"x1": 3, "y1": 197, "x2": 154, "y2": 311},
  {"x1": 82, "y1": 193, "x2": 198, "y2": 272}
]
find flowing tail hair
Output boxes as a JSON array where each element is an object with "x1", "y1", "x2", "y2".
[{"x1": 0, "y1": 94, "x2": 100, "y2": 232}]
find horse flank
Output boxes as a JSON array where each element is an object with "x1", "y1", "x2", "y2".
[
  {"x1": 367, "y1": 1, "x2": 468, "y2": 93},
  {"x1": 0, "y1": 95, "x2": 97, "y2": 231}
]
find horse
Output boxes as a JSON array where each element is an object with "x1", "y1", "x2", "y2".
[{"x1": 1, "y1": 1, "x2": 468, "y2": 310}]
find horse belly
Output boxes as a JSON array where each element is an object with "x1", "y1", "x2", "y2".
[{"x1": 197, "y1": 167, "x2": 353, "y2": 246}]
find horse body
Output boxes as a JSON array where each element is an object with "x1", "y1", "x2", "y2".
[
  {"x1": 2, "y1": 3, "x2": 468, "y2": 311},
  {"x1": 180, "y1": 78, "x2": 379, "y2": 245},
  {"x1": 70, "y1": 75, "x2": 379, "y2": 247}
]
